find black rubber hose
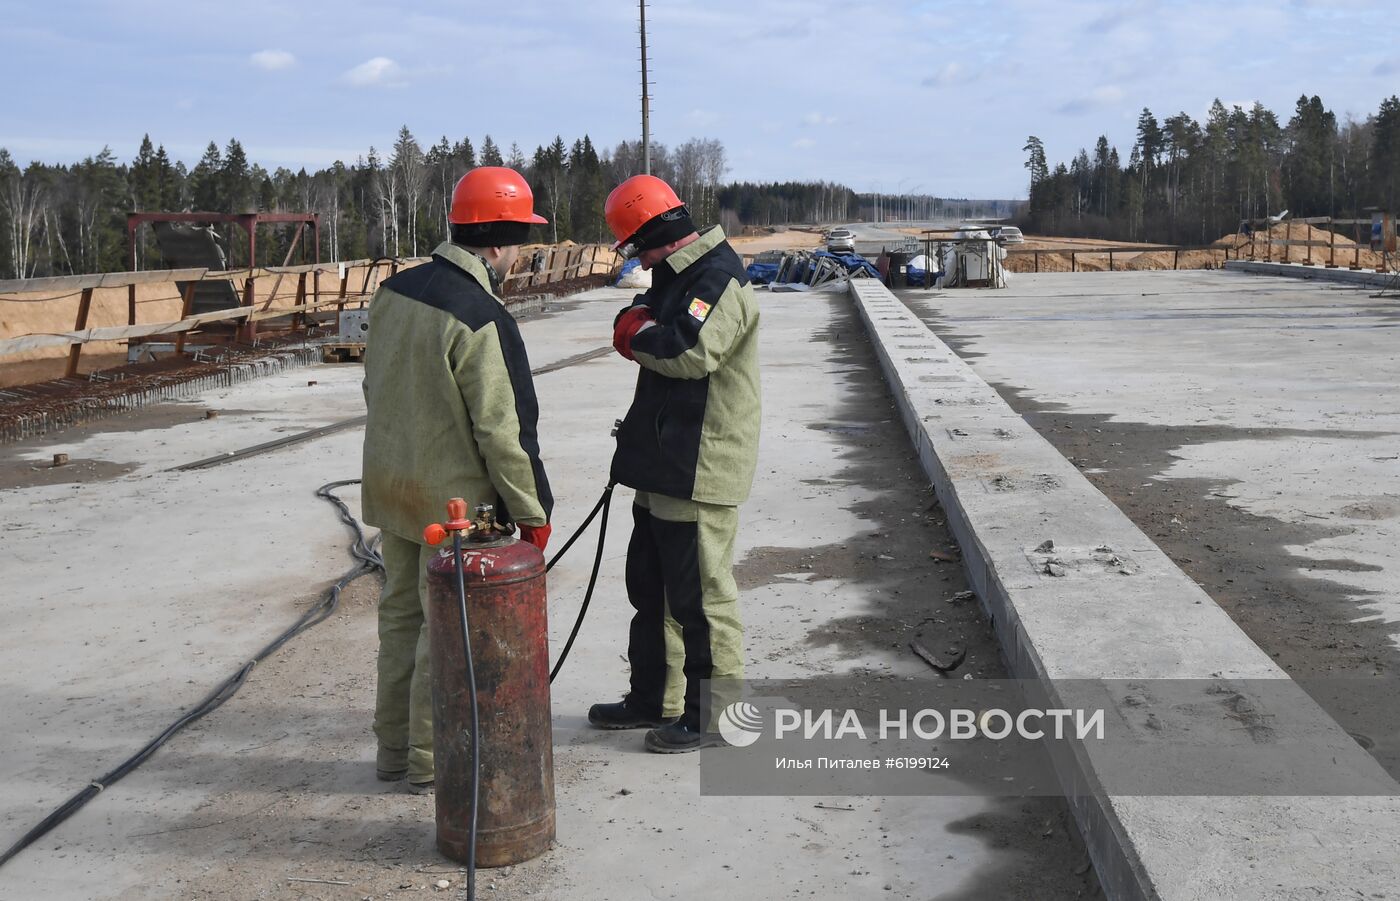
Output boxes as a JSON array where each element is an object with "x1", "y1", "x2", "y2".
[
  {"x1": 546, "y1": 483, "x2": 615, "y2": 683},
  {"x1": 0, "y1": 480, "x2": 383, "y2": 870},
  {"x1": 544, "y1": 482, "x2": 615, "y2": 574},
  {"x1": 0, "y1": 477, "x2": 610, "y2": 871},
  {"x1": 449, "y1": 531, "x2": 482, "y2": 901}
]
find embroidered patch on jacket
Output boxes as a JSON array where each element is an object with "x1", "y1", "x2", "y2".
[{"x1": 688, "y1": 299, "x2": 712, "y2": 322}]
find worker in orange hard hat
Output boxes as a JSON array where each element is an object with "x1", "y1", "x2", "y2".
[
  {"x1": 362, "y1": 166, "x2": 554, "y2": 792},
  {"x1": 590, "y1": 173, "x2": 762, "y2": 752},
  {"x1": 605, "y1": 174, "x2": 691, "y2": 261}
]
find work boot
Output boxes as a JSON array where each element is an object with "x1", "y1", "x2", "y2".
[
  {"x1": 407, "y1": 779, "x2": 435, "y2": 795},
  {"x1": 376, "y1": 747, "x2": 408, "y2": 782},
  {"x1": 588, "y1": 697, "x2": 676, "y2": 730},
  {"x1": 644, "y1": 721, "x2": 727, "y2": 753}
]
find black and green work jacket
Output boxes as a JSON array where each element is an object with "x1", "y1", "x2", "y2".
[
  {"x1": 362, "y1": 242, "x2": 552, "y2": 543},
  {"x1": 611, "y1": 226, "x2": 762, "y2": 506}
]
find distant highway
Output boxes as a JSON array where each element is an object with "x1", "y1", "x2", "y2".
[{"x1": 835, "y1": 220, "x2": 958, "y2": 256}]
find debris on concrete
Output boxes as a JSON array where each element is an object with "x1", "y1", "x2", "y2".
[
  {"x1": 755, "y1": 250, "x2": 881, "y2": 289},
  {"x1": 910, "y1": 640, "x2": 967, "y2": 674}
]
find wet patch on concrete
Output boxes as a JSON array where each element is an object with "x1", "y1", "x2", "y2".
[
  {"x1": 911, "y1": 307, "x2": 1400, "y2": 779},
  {"x1": 806, "y1": 421, "x2": 880, "y2": 438},
  {"x1": 939, "y1": 803, "x2": 1098, "y2": 901},
  {"x1": 0, "y1": 457, "x2": 140, "y2": 490},
  {"x1": 1001, "y1": 408, "x2": 1400, "y2": 665},
  {"x1": 0, "y1": 399, "x2": 220, "y2": 446},
  {"x1": 0, "y1": 400, "x2": 227, "y2": 488},
  {"x1": 735, "y1": 297, "x2": 1101, "y2": 901}
]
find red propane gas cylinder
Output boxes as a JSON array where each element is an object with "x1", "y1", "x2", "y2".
[{"x1": 425, "y1": 528, "x2": 554, "y2": 866}]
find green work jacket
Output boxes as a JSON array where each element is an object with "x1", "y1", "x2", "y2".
[
  {"x1": 611, "y1": 227, "x2": 761, "y2": 506},
  {"x1": 362, "y1": 242, "x2": 552, "y2": 542}
]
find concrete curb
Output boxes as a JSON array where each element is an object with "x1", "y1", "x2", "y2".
[
  {"x1": 847, "y1": 278, "x2": 1400, "y2": 901},
  {"x1": 1224, "y1": 259, "x2": 1400, "y2": 288}
]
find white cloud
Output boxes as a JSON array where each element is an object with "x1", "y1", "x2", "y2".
[
  {"x1": 342, "y1": 57, "x2": 405, "y2": 88},
  {"x1": 921, "y1": 62, "x2": 966, "y2": 88},
  {"x1": 249, "y1": 49, "x2": 295, "y2": 71},
  {"x1": 802, "y1": 112, "x2": 837, "y2": 126},
  {"x1": 792, "y1": 137, "x2": 816, "y2": 149}
]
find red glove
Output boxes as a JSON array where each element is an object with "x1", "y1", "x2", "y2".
[
  {"x1": 613, "y1": 305, "x2": 654, "y2": 361},
  {"x1": 518, "y1": 523, "x2": 551, "y2": 552}
]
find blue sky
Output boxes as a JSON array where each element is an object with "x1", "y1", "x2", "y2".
[{"x1": 0, "y1": 0, "x2": 1394, "y2": 197}]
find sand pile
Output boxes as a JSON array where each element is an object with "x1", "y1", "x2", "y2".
[
  {"x1": 1005, "y1": 252, "x2": 1073, "y2": 273},
  {"x1": 1121, "y1": 251, "x2": 1174, "y2": 270},
  {"x1": 1215, "y1": 222, "x2": 1382, "y2": 267},
  {"x1": 1003, "y1": 247, "x2": 1234, "y2": 273},
  {"x1": 1122, "y1": 249, "x2": 1227, "y2": 270},
  {"x1": 1003, "y1": 222, "x2": 1388, "y2": 274}
]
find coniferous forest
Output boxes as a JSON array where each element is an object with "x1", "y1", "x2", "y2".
[
  {"x1": 1020, "y1": 95, "x2": 1400, "y2": 244},
  {"x1": 0, "y1": 130, "x2": 862, "y2": 279}
]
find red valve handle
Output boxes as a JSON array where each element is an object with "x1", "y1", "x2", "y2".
[{"x1": 423, "y1": 497, "x2": 474, "y2": 546}]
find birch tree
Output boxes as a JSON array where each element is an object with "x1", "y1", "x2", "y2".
[
  {"x1": 391, "y1": 126, "x2": 426, "y2": 256},
  {"x1": 1, "y1": 153, "x2": 46, "y2": 279}
]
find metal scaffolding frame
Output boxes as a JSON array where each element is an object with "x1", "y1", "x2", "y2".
[{"x1": 125, "y1": 211, "x2": 320, "y2": 344}]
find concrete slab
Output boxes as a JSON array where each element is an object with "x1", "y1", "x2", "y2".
[
  {"x1": 849, "y1": 275, "x2": 1400, "y2": 900},
  {"x1": 895, "y1": 271, "x2": 1400, "y2": 677},
  {"x1": 1226, "y1": 259, "x2": 1400, "y2": 289},
  {"x1": 0, "y1": 287, "x2": 1097, "y2": 899}
]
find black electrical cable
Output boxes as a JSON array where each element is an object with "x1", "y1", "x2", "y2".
[
  {"x1": 0, "y1": 480, "x2": 383, "y2": 870},
  {"x1": 0, "y1": 477, "x2": 611, "y2": 873},
  {"x1": 545, "y1": 482, "x2": 615, "y2": 683}
]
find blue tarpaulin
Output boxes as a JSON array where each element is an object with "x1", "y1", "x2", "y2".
[
  {"x1": 746, "y1": 262, "x2": 780, "y2": 284},
  {"x1": 810, "y1": 250, "x2": 882, "y2": 280},
  {"x1": 614, "y1": 258, "x2": 641, "y2": 285},
  {"x1": 907, "y1": 266, "x2": 945, "y2": 287}
]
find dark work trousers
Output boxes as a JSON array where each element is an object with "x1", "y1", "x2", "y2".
[{"x1": 625, "y1": 491, "x2": 743, "y2": 730}]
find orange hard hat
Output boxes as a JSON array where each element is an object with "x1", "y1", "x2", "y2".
[
  {"x1": 605, "y1": 175, "x2": 685, "y2": 250},
  {"x1": 449, "y1": 167, "x2": 547, "y2": 226}
]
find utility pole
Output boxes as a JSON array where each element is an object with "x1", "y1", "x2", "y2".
[{"x1": 640, "y1": 0, "x2": 651, "y2": 175}]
